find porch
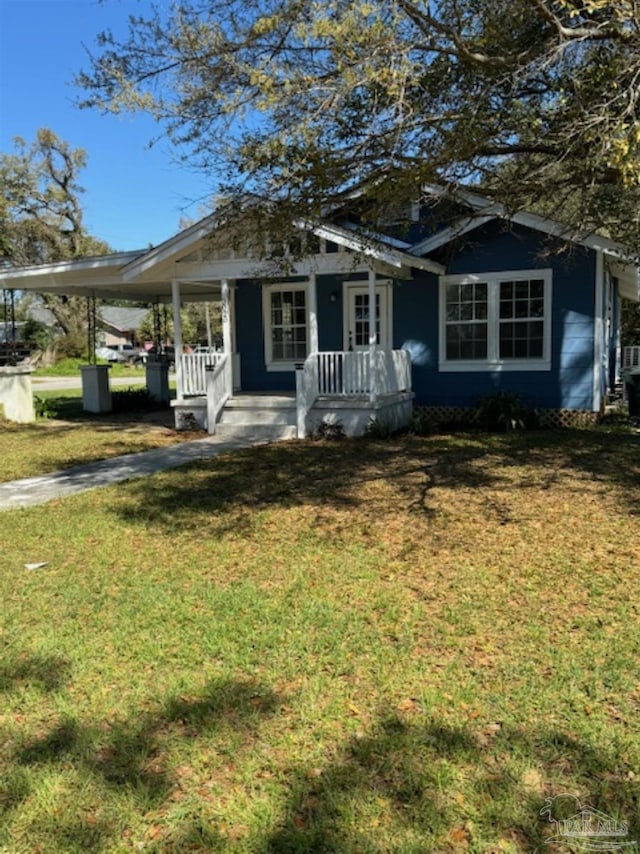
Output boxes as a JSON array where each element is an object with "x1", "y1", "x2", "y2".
[
  {"x1": 173, "y1": 347, "x2": 413, "y2": 438},
  {"x1": 169, "y1": 265, "x2": 415, "y2": 437}
]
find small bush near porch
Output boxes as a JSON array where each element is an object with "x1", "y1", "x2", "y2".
[{"x1": 0, "y1": 430, "x2": 639, "y2": 852}]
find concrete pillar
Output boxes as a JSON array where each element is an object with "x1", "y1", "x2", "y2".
[
  {"x1": 80, "y1": 364, "x2": 112, "y2": 413},
  {"x1": 0, "y1": 366, "x2": 35, "y2": 423},
  {"x1": 145, "y1": 360, "x2": 170, "y2": 403}
]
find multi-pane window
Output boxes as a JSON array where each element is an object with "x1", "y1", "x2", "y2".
[
  {"x1": 498, "y1": 279, "x2": 545, "y2": 359},
  {"x1": 266, "y1": 287, "x2": 308, "y2": 365},
  {"x1": 445, "y1": 281, "x2": 488, "y2": 360},
  {"x1": 353, "y1": 293, "x2": 381, "y2": 346},
  {"x1": 440, "y1": 270, "x2": 551, "y2": 370}
]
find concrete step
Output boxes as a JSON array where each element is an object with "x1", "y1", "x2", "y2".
[
  {"x1": 218, "y1": 394, "x2": 297, "y2": 427},
  {"x1": 213, "y1": 423, "x2": 297, "y2": 442}
]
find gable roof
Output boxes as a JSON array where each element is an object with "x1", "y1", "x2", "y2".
[
  {"x1": 98, "y1": 306, "x2": 149, "y2": 331},
  {"x1": 409, "y1": 187, "x2": 640, "y2": 301}
]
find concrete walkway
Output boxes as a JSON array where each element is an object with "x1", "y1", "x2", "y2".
[{"x1": 0, "y1": 428, "x2": 283, "y2": 511}]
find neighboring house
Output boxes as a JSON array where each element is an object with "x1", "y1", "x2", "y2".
[
  {"x1": 26, "y1": 302, "x2": 147, "y2": 349},
  {"x1": 97, "y1": 306, "x2": 148, "y2": 348},
  {"x1": 1, "y1": 192, "x2": 638, "y2": 434},
  {"x1": 0, "y1": 321, "x2": 26, "y2": 344}
]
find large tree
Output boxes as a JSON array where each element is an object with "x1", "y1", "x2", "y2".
[
  {"x1": 0, "y1": 129, "x2": 110, "y2": 355},
  {"x1": 78, "y1": 0, "x2": 640, "y2": 251}
]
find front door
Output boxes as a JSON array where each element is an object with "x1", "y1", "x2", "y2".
[{"x1": 344, "y1": 283, "x2": 391, "y2": 351}]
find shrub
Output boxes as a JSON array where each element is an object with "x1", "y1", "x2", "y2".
[
  {"x1": 407, "y1": 409, "x2": 433, "y2": 436},
  {"x1": 475, "y1": 391, "x2": 539, "y2": 432},
  {"x1": 363, "y1": 416, "x2": 394, "y2": 439},
  {"x1": 111, "y1": 388, "x2": 160, "y2": 413},
  {"x1": 34, "y1": 395, "x2": 61, "y2": 419},
  {"x1": 315, "y1": 418, "x2": 345, "y2": 440}
]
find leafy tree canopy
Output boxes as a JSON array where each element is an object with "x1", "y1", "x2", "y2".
[
  {"x1": 78, "y1": 0, "x2": 640, "y2": 251},
  {"x1": 0, "y1": 129, "x2": 111, "y2": 356}
]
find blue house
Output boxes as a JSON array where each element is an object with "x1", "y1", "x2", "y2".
[{"x1": 1, "y1": 190, "x2": 638, "y2": 434}]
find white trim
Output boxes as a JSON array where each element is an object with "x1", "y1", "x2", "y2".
[
  {"x1": 342, "y1": 279, "x2": 393, "y2": 352},
  {"x1": 368, "y1": 268, "x2": 377, "y2": 404},
  {"x1": 171, "y1": 279, "x2": 184, "y2": 399},
  {"x1": 0, "y1": 251, "x2": 141, "y2": 281},
  {"x1": 308, "y1": 272, "x2": 319, "y2": 353},
  {"x1": 593, "y1": 251, "x2": 604, "y2": 412},
  {"x1": 341, "y1": 221, "x2": 413, "y2": 251},
  {"x1": 410, "y1": 213, "x2": 498, "y2": 256},
  {"x1": 295, "y1": 219, "x2": 445, "y2": 275},
  {"x1": 122, "y1": 215, "x2": 217, "y2": 281},
  {"x1": 262, "y1": 281, "x2": 310, "y2": 372},
  {"x1": 221, "y1": 278, "x2": 232, "y2": 356},
  {"x1": 416, "y1": 185, "x2": 640, "y2": 265},
  {"x1": 439, "y1": 269, "x2": 552, "y2": 372}
]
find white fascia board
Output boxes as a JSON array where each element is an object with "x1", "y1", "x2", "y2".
[
  {"x1": 421, "y1": 184, "x2": 640, "y2": 265},
  {"x1": 0, "y1": 251, "x2": 141, "y2": 285},
  {"x1": 609, "y1": 261, "x2": 640, "y2": 301},
  {"x1": 409, "y1": 213, "x2": 498, "y2": 256},
  {"x1": 340, "y1": 221, "x2": 413, "y2": 250},
  {"x1": 298, "y1": 219, "x2": 445, "y2": 274},
  {"x1": 121, "y1": 214, "x2": 218, "y2": 282}
]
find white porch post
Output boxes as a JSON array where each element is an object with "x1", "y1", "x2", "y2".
[
  {"x1": 309, "y1": 271, "x2": 319, "y2": 354},
  {"x1": 171, "y1": 278, "x2": 184, "y2": 400},
  {"x1": 221, "y1": 278, "x2": 232, "y2": 356},
  {"x1": 368, "y1": 267, "x2": 377, "y2": 404}
]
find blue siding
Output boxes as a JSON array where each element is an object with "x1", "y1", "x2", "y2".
[
  {"x1": 234, "y1": 275, "x2": 346, "y2": 391},
  {"x1": 234, "y1": 223, "x2": 598, "y2": 410},
  {"x1": 401, "y1": 223, "x2": 596, "y2": 410}
]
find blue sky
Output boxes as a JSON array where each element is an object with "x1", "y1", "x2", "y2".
[{"x1": 0, "y1": 0, "x2": 214, "y2": 251}]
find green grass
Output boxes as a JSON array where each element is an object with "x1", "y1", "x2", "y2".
[
  {"x1": 1, "y1": 394, "x2": 190, "y2": 482},
  {"x1": 33, "y1": 358, "x2": 146, "y2": 378},
  {"x1": 0, "y1": 430, "x2": 639, "y2": 852}
]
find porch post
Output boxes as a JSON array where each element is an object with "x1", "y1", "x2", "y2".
[
  {"x1": 308, "y1": 271, "x2": 319, "y2": 354},
  {"x1": 171, "y1": 278, "x2": 184, "y2": 400},
  {"x1": 368, "y1": 267, "x2": 377, "y2": 404},
  {"x1": 221, "y1": 278, "x2": 232, "y2": 356}
]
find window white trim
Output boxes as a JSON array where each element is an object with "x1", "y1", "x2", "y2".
[
  {"x1": 263, "y1": 282, "x2": 310, "y2": 371},
  {"x1": 439, "y1": 269, "x2": 552, "y2": 372},
  {"x1": 342, "y1": 279, "x2": 393, "y2": 351}
]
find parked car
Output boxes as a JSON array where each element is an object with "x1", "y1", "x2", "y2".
[
  {"x1": 95, "y1": 346, "x2": 120, "y2": 362},
  {"x1": 95, "y1": 345, "x2": 146, "y2": 364},
  {"x1": 192, "y1": 345, "x2": 220, "y2": 355}
]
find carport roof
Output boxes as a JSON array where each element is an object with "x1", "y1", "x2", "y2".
[{"x1": 0, "y1": 213, "x2": 445, "y2": 302}]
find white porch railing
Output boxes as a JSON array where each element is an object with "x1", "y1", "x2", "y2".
[
  {"x1": 181, "y1": 351, "x2": 224, "y2": 396},
  {"x1": 316, "y1": 349, "x2": 412, "y2": 395},
  {"x1": 296, "y1": 349, "x2": 412, "y2": 438},
  {"x1": 205, "y1": 354, "x2": 233, "y2": 434},
  {"x1": 623, "y1": 346, "x2": 640, "y2": 371}
]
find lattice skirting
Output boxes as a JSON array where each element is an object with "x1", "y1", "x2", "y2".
[{"x1": 413, "y1": 405, "x2": 599, "y2": 429}]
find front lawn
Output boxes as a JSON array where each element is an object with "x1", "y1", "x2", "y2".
[
  {"x1": 1, "y1": 431, "x2": 639, "y2": 852},
  {"x1": 0, "y1": 395, "x2": 193, "y2": 483}
]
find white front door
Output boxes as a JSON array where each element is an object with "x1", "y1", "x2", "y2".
[{"x1": 344, "y1": 283, "x2": 391, "y2": 351}]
